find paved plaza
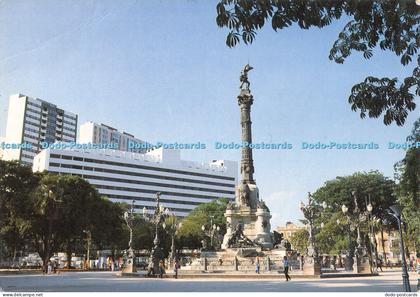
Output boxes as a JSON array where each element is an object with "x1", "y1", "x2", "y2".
[{"x1": 0, "y1": 270, "x2": 418, "y2": 292}]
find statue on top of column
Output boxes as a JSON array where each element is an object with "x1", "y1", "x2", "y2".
[{"x1": 240, "y1": 64, "x2": 254, "y2": 89}]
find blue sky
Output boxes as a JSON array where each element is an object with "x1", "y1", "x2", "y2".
[{"x1": 0, "y1": 0, "x2": 418, "y2": 227}]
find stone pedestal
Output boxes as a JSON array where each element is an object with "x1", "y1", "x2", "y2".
[
  {"x1": 221, "y1": 184, "x2": 273, "y2": 249},
  {"x1": 353, "y1": 254, "x2": 371, "y2": 274},
  {"x1": 181, "y1": 248, "x2": 288, "y2": 274},
  {"x1": 122, "y1": 257, "x2": 136, "y2": 273},
  {"x1": 303, "y1": 256, "x2": 321, "y2": 276}
]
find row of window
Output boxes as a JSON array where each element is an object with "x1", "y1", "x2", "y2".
[
  {"x1": 26, "y1": 107, "x2": 41, "y2": 115},
  {"x1": 51, "y1": 169, "x2": 230, "y2": 201},
  {"x1": 64, "y1": 114, "x2": 77, "y2": 122},
  {"x1": 62, "y1": 119, "x2": 76, "y2": 126},
  {"x1": 92, "y1": 184, "x2": 230, "y2": 201},
  {"x1": 23, "y1": 146, "x2": 39, "y2": 154},
  {"x1": 49, "y1": 154, "x2": 234, "y2": 181},
  {"x1": 82, "y1": 173, "x2": 234, "y2": 194},
  {"x1": 21, "y1": 153, "x2": 34, "y2": 160},
  {"x1": 49, "y1": 156, "x2": 234, "y2": 187},
  {"x1": 24, "y1": 126, "x2": 39, "y2": 134},
  {"x1": 62, "y1": 131, "x2": 76, "y2": 138},
  {"x1": 24, "y1": 133, "x2": 39, "y2": 140},
  {"x1": 49, "y1": 162, "x2": 234, "y2": 195},
  {"x1": 25, "y1": 114, "x2": 40, "y2": 122},
  {"x1": 27, "y1": 101, "x2": 41, "y2": 109},
  {"x1": 62, "y1": 126, "x2": 76, "y2": 133}
]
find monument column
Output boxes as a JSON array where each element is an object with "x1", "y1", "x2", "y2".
[
  {"x1": 221, "y1": 64, "x2": 273, "y2": 250},
  {"x1": 238, "y1": 88, "x2": 255, "y2": 185}
]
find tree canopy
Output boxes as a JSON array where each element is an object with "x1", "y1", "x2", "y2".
[
  {"x1": 394, "y1": 117, "x2": 420, "y2": 253},
  {"x1": 216, "y1": 0, "x2": 420, "y2": 126},
  {"x1": 0, "y1": 161, "x2": 127, "y2": 269},
  {"x1": 309, "y1": 171, "x2": 398, "y2": 256},
  {"x1": 176, "y1": 198, "x2": 229, "y2": 249}
]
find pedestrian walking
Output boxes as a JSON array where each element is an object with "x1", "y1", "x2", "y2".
[
  {"x1": 174, "y1": 259, "x2": 180, "y2": 279},
  {"x1": 283, "y1": 256, "x2": 291, "y2": 281},
  {"x1": 147, "y1": 263, "x2": 154, "y2": 277},
  {"x1": 47, "y1": 260, "x2": 52, "y2": 274},
  {"x1": 255, "y1": 256, "x2": 260, "y2": 274},
  {"x1": 377, "y1": 258, "x2": 383, "y2": 272},
  {"x1": 159, "y1": 260, "x2": 165, "y2": 278}
]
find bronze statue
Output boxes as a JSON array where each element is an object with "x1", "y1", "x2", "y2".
[
  {"x1": 273, "y1": 230, "x2": 284, "y2": 248},
  {"x1": 227, "y1": 223, "x2": 257, "y2": 248},
  {"x1": 240, "y1": 64, "x2": 254, "y2": 89}
]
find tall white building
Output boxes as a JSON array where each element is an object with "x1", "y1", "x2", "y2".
[
  {"x1": 33, "y1": 147, "x2": 237, "y2": 216},
  {"x1": 79, "y1": 122, "x2": 147, "y2": 153},
  {"x1": 3, "y1": 94, "x2": 78, "y2": 165}
]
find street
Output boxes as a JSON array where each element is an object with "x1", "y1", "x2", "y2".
[{"x1": 0, "y1": 270, "x2": 418, "y2": 292}]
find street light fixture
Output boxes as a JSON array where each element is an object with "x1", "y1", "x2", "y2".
[
  {"x1": 163, "y1": 210, "x2": 182, "y2": 269},
  {"x1": 201, "y1": 216, "x2": 220, "y2": 250},
  {"x1": 389, "y1": 204, "x2": 411, "y2": 292}
]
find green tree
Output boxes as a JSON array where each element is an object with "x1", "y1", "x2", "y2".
[
  {"x1": 394, "y1": 117, "x2": 420, "y2": 255},
  {"x1": 216, "y1": 0, "x2": 419, "y2": 126},
  {"x1": 289, "y1": 228, "x2": 309, "y2": 254},
  {"x1": 55, "y1": 175, "x2": 108, "y2": 268},
  {"x1": 89, "y1": 198, "x2": 127, "y2": 254},
  {"x1": 176, "y1": 198, "x2": 229, "y2": 249},
  {"x1": 315, "y1": 213, "x2": 348, "y2": 255},
  {"x1": 312, "y1": 171, "x2": 397, "y2": 220},
  {"x1": 30, "y1": 173, "x2": 66, "y2": 272},
  {"x1": 0, "y1": 161, "x2": 39, "y2": 261},
  {"x1": 131, "y1": 215, "x2": 154, "y2": 251},
  {"x1": 311, "y1": 171, "x2": 398, "y2": 258}
]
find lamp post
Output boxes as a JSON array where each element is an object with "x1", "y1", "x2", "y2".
[
  {"x1": 389, "y1": 204, "x2": 411, "y2": 292},
  {"x1": 366, "y1": 195, "x2": 378, "y2": 273},
  {"x1": 163, "y1": 210, "x2": 182, "y2": 269},
  {"x1": 201, "y1": 215, "x2": 221, "y2": 250},
  {"x1": 341, "y1": 191, "x2": 372, "y2": 273},
  {"x1": 122, "y1": 200, "x2": 136, "y2": 273},
  {"x1": 299, "y1": 192, "x2": 321, "y2": 275},
  {"x1": 341, "y1": 203, "x2": 355, "y2": 271},
  {"x1": 142, "y1": 192, "x2": 167, "y2": 275}
]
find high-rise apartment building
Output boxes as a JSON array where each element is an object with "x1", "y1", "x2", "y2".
[
  {"x1": 79, "y1": 121, "x2": 147, "y2": 153},
  {"x1": 3, "y1": 94, "x2": 78, "y2": 165}
]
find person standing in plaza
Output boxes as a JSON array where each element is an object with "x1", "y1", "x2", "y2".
[
  {"x1": 255, "y1": 256, "x2": 260, "y2": 274},
  {"x1": 174, "y1": 259, "x2": 180, "y2": 279},
  {"x1": 159, "y1": 260, "x2": 165, "y2": 278},
  {"x1": 283, "y1": 256, "x2": 291, "y2": 281},
  {"x1": 377, "y1": 258, "x2": 383, "y2": 272}
]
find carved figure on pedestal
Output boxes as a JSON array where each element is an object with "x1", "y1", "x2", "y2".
[
  {"x1": 227, "y1": 223, "x2": 257, "y2": 248},
  {"x1": 273, "y1": 231, "x2": 284, "y2": 248}
]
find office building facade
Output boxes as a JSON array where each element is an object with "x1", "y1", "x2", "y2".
[
  {"x1": 3, "y1": 94, "x2": 78, "y2": 165},
  {"x1": 79, "y1": 122, "x2": 147, "y2": 153},
  {"x1": 33, "y1": 147, "x2": 237, "y2": 216}
]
